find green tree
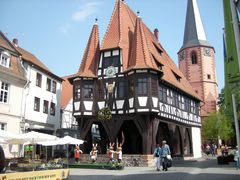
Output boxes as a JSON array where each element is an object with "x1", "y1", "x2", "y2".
[{"x1": 202, "y1": 112, "x2": 234, "y2": 142}]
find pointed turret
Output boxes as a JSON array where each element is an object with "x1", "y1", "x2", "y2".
[
  {"x1": 127, "y1": 17, "x2": 158, "y2": 71},
  {"x1": 77, "y1": 23, "x2": 100, "y2": 78},
  {"x1": 181, "y1": 0, "x2": 211, "y2": 50}
]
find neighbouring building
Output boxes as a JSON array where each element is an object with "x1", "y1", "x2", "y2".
[
  {"x1": 178, "y1": 0, "x2": 218, "y2": 119},
  {"x1": 11, "y1": 39, "x2": 63, "y2": 135},
  {"x1": 57, "y1": 75, "x2": 78, "y2": 138},
  {"x1": 223, "y1": 0, "x2": 240, "y2": 117},
  {"x1": 0, "y1": 31, "x2": 27, "y2": 157},
  {"x1": 70, "y1": 0, "x2": 202, "y2": 159}
]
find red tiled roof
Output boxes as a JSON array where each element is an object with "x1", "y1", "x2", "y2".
[
  {"x1": 76, "y1": 24, "x2": 100, "y2": 78},
  {"x1": 100, "y1": 0, "x2": 200, "y2": 100},
  {"x1": 16, "y1": 46, "x2": 50, "y2": 72},
  {"x1": 0, "y1": 31, "x2": 26, "y2": 82},
  {"x1": 61, "y1": 75, "x2": 74, "y2": 109},
  {"x1": 0, "y1": 31, "x2": 19, "y2": 54},
  {"x1": 127, "y1": 17, "x2": 159, "y2": 71},
  {"x1": 16, "y1": 46, "x2": 63, "y2": 81}
]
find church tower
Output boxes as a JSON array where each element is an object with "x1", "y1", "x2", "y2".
[{"x1": 178, "y1": 0, "x2": 218, "y2": 118}]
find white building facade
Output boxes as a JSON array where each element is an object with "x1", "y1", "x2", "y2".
[
  {"x1": 16, "y1": 46, "x2": 63, "y2": 134},
  {"x1": 0, "y1": 32, "x2": 27, "y2": 157}
]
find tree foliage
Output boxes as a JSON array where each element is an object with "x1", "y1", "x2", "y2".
[{"x1": 202, "y1": 112, "x2": 234, "y2": 142}]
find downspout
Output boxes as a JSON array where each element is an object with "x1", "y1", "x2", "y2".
[{"x1": 20, "y1": 60, "x2": 32, "y2": 134}]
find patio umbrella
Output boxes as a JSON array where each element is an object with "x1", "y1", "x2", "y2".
[
  {"x1": 18, "y1": 131, "x2": 59, "y2": 160},
  {"x1": 39, "y1": 135, "x2": 84, "y2": 166}
]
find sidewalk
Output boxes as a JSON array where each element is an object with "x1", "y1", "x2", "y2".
[{"x1": 69, "y1": 158, "x2": 240, "y2": 177}]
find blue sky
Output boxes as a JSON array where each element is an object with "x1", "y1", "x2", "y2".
[{"x1": 1, "y1": 0, "x2": 224, "y2": 91}]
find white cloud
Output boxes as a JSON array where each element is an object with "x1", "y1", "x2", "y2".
[
  {"x1": 72, "y1": 1, "x2": 100, "y2": 22},
  {"x1": 59, "y1": 23, "x2": 71, "y2": 35}
]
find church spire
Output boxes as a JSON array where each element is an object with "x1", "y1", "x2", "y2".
[{"x1": 181, "y1": 0, "x2": 211, "y2": 50}]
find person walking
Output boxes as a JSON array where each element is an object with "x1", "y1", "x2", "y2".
[
  {"x1": 154, "y1": 144, "x2": 162, "y2": 171},
  {"x1": 161, "y1": 140, "x2": 171, "y2": 171}
]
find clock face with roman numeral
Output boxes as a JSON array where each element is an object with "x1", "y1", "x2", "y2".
[{"x1": 105, "y1": 66, "x2": 116, "y2": 77}]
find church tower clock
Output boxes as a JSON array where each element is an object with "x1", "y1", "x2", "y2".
[{"x1": 178, "y1": 0, "x2": 218, "y2": 118}]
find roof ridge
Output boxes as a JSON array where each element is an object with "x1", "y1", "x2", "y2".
[
  {"x1": 0, "y1": 31, "x2": 19, "y2": 54},
  {"x1": 118, "y1": 0, "x2": 122, "y2": 47},
  {"x1": 101, "y1": 0, "x2": 120, "y2": 49},
  {"x1": 77, "y1": 23, "x2": 99, "y2": 77}
]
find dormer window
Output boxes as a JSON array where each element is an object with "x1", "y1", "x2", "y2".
[
  {"x1": 172, "y1": 70, "x2": 181, "y2": 82},
  {"x1": 154, "y1": 59, "x2": 163, "y2": 70},
  {"x1": 0, "y1": 51, "x2": 10, "y2": 68},
  {"x1": 102, "y1": 50, "x2": 120, "y2": 68}
]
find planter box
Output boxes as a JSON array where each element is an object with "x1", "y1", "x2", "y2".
[{"x1": 217, "y1": 156, "x2": 229, "y2": 165}]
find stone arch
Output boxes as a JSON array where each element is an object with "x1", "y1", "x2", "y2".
[
  {"x1": 84, "y1": 122, "x2": 109, "y2": 154},
  {"x1": 184, "y1": 128, "x2": 192, "y2": 155},
  {"x1": 156, "y1": 122, "x2": 171, "y2": 147},
  {"x1": 172, "y1": 126, "x2": 183, "y2": 156},
  {"x1": 117, "y1": 120, "x2": 142, "y2": 154}
]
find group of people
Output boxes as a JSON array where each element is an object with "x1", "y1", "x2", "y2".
[
  {"x1": 154, "y1": 140, "x2": 171, "y2": 171},
  {"x1": 73, "y1": 143, "x2": 123, "y2": 164},
  {"x1": 204, "y1": 143, "x2": 229, "y2": 157}
]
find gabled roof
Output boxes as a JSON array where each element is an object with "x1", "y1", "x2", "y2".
[
  {"x1": 126, "y1": 17, "x2": 159, "y2": 71},
  {"x1": 76, "y1": 24, "x2": 100, "y2": 78},
  {"x1": 100, "y1": 0, "x2": 200, "y2": 100},
  {"x1": 16, "y1": 46, "x2": 63, "y2": 81},
  {"x1": 0, "y1": 31, "x2": 26, "y2": 83},
  {"x1": 61, "y1": 75, "x2": 74, "y2": 109},
  {"x1": 17, "y1": 46, "x2": 50, "y2": 71},
  {"x1": 180, "y1": 0, "x2": 211, "y2": 50},
  {"x1": 101, "y1": 0, "x2": 137, "y2": 70},
  {"x1": 0, "y1": 31, "x2": 19, "y2": 55}
]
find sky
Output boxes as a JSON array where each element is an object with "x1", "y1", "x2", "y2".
[{"x1": 0, "y1": 0, "x2": 224, "y2": 92}]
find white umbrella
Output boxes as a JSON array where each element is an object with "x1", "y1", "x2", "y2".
[
  {"x1": 0, "y1": 130, "x2": 27, "y2": 144},
  {"x1": 57, "y1": 136, "x2": 84, "y2": 145},
  {"x1": 0, "y1": 130, "x2": 18, "y2": 139},
  {"x1": 39, "y1": 135, "x2": 84, "y2": 166},
  {"x1": 18, "y1": 131, "x2": 59, "y2": 160},
  {"x1": 19, "y1": 131, "x2": 59, "y2": 144}
]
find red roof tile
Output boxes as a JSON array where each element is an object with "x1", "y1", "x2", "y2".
[
  {"x1": 101, "y1": 0, "x2": 200, "y2": 100},
  {"x1": 76, "y1": 24, "x2": 100, "y2": 78},
  {"x1": 0, "y1": 31, "x2": 19, "y2": 54},
  {"x1": 0, "y1": 31, "x2": 26, "y2": 82},
  {"x1": 127, "y1": 17, "x2": 159, "y2": 71},
  {"x1": 16, "y1": 46, "x2": 63, "y2": 81},
  {"x1": 61, "y1": 75, "x2": 74, "y2": 109}
]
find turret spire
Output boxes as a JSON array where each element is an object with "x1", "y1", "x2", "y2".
[{"x1": 181, "y1": 0, "x2": 211, "y2": 50}]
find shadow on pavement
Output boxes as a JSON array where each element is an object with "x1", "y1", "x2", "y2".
[
  {"x1": 173, "y1": 159, "x2": 236, "y2": 169},
  {"x1": 70, "y1": 172, "x2": 240, "y2": 180}
]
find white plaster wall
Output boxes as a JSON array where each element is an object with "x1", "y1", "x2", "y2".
[
  {"x1": 0, "y1": 114, "x2": 22, "y2": 158},
  {"x1": 191, "y1": 127, "x2": 202, "y2": 158},
  {"x1": 0, "y1": 80, "x2": 24, "y2": 119},
  {"x1": 61, "y1": 98, "x2": 77, "y2": 129},
  {"x1": 138, "y1": 97, "x2": 148, "y2": 107},
  {"x1": 83, "y1": 101, "x2": 93, "y2": 111},
  {"x1": 23, "y1": 65, "x2": 61, "y2": 130}
]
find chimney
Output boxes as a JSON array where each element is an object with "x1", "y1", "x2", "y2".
[
  {"x1": 12, "y1": 38, "x2": 18, "y2": 47},
  {"x1": 154, "y1": 28, "x2": 159, "y2": 41}
]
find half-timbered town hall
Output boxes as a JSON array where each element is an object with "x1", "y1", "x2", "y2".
[{"x1": 70, "y1": 0, "x2": 202, "y2": 158}]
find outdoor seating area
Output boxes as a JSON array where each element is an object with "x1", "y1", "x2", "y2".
[{"x1": 0, "y1": 129, "x2": 85, "y2": 178}]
